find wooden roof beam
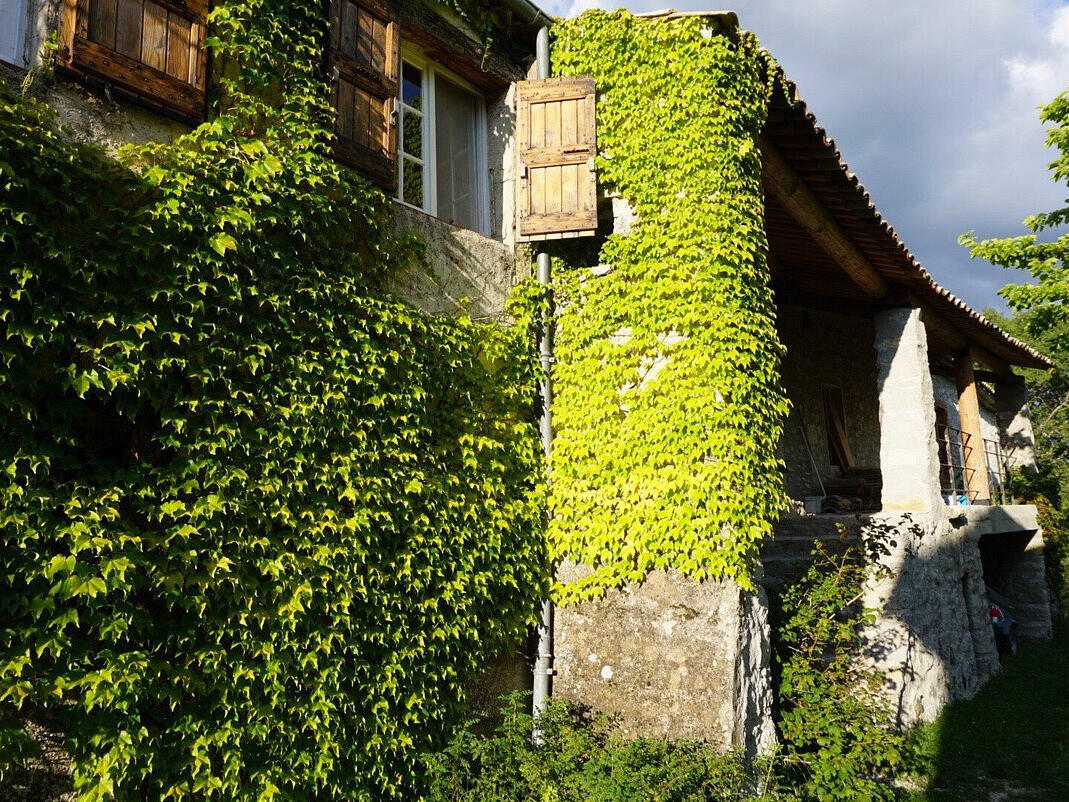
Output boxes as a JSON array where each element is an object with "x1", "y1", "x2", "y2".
[
  {"x1": 919, "y1": 303, "x2": 1014, "y2": 376},
  {"x1": 760, "y1": 135, "x2": 888, "y2": 299}
]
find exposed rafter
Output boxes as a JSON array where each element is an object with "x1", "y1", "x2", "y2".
[{"x1": 760, "y1": 135, "x2": 888, "y2": 300}]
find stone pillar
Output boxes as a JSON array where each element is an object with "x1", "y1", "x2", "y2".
[
  {"x1": 552, "y1": 564, "x2": 776, "y2": 754},
  {"x1": 995, "y1": 378, "x2": 1038, "y2": 473},
  {"x1": 873, "y1": 307, "x2": 943, "y2": 512},
  {"x1": 1011, "y1": 529, "x2": 1054, "y2": 640},
  {"x1": 955, "y1": 350, "x2": 992, "y2": 504}
]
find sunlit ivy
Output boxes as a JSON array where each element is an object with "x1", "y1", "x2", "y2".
[
  {"x1": 549, "y1": 11, "x2": 789, "y2": 602},
  {"x1": 0, "y1": 1, "x2": 546, "y2": 799}
]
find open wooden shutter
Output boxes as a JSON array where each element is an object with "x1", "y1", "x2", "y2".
[
  {"x1": 329, "y1": 0, "x2": 399, "y2": 190},
  {"x1": 58, "y1": 0, "x2": 208, "y2": 119},
  {"x1": 516, "y1": 76, "x2": 597, "y2": 241}
]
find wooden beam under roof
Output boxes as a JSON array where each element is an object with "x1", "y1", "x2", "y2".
[
  {"x1": 760, "y1": 135, "x2": 888, "y2": 299},
  {"x1": 918, "y1": 303, "x2": 1013, "y2": 377},
  {"x1": 955, "y1": 349, "x2": 993, "y2": 504}
]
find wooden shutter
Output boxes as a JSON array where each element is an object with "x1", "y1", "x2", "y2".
[
  {"x1": 58, "y1": 0, "x2": 208, "y2": 120},
  {"x1": 328, "y1": 0, "x2": 399, "y2": 190},
  {"x1": 516, "y1": 76, "x2": 597, "y2": 241}
]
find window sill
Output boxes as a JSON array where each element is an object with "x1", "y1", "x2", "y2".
[{"x1": 391, "y1": 199, "x2": 493, "y2": 240}]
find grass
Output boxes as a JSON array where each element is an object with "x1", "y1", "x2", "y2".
[{"x1": 903, "y1": 623, "x2": 1069, "y2": 801}]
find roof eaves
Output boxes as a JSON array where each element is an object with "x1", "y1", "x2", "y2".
[
  {"x1": 768, "y1": 76, "x2": 1054, "y2": 370},
  {"x1": 635, "y1": 8, "x2": 739, "y2": 27}
]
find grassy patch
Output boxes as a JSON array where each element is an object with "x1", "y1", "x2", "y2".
[{"x1": 904, "y1": 624, "x2": 1069, "y2": 800}]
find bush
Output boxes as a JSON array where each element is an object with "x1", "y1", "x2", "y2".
[
  {"x1": 772, "y1": 527, "x2": 905, "y2": 801},
  {"x1": 425, "y1": 694, "x2": 779, "y2": 802}
]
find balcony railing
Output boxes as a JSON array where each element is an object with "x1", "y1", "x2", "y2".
[
  {"x1": 937, "y1": 424, "x2": 974, "y2": 503},
  {"x1": 983, "y1": 436, "x2": 1011, "y2": 505},
  {"x1": 936, "y1": 424, "x2": 1011, "y2": 505}
]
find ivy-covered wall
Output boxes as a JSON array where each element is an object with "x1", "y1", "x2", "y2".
[
  {"x1": 0, "y1": 2, "x2": 546, "y2": 799},
  {"x1": 548, "y1": 11, "x2": 788, "y2": 602}
]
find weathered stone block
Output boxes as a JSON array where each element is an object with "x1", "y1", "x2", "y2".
[{"x1": 553, "y1": 563, "x2": 775, "y2": 754}]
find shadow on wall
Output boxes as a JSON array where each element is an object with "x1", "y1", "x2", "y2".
[
  {"x1": 858, "y1": 513, "x2": 998, "y2": 730},
  {"x1": 858, "y1": 511, "x2": 1050, "y2": 730},
  {"x1": 1001, "y1": 427, "x2": 1035, "y2": 471}
]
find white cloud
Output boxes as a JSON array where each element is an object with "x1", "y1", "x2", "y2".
[{"x1": 1006, "y1": 5, "x2": 1069, "y2": 106}]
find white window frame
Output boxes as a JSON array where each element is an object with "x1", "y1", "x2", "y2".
[
  {"x1": 397, "y1": 48, "x2": 489, "y2": 235},
  {"x1": 0, "y1": 0, "x2": 29, "y2": 68}
]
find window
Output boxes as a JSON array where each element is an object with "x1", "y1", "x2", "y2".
[
  {"x1": 0, "y1": 0, "x2": 27, "y2": 67},
  {"x1": 822, "y1": 385, "x2": 853, "y2": 470},
  {"x1": 398, "y1": 53, "x2": 487, "y2": 233},
  {"x1": 57, "y1": 0, "x2": 208, "y2": 120}
]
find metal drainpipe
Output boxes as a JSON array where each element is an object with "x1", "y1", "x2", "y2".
[{"x1": 531, "y1": 24, "x2": 554, "y2": 741}]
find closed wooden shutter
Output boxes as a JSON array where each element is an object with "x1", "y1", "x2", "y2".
[
  {"x1": 516, "y1": 76, "x2": 597, "y2": 241},
  {"x1": 329, "y1": 0, "x2": 399, "y2": 190},
  {"x1": 58, "y1": 0, "x2": 208, "y2": 120}
]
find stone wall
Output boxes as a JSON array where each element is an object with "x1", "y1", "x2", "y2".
[
  {"x1": 552, "y1": 563, "x2": 776, "y2": 754},
  {"x1": 860, "y1": 510, "x2": 999, "y2": 726},
  {"x1": 388, "y1": 204, "x2": 519, "y2": 318},
  {"x1": 776, "y1": 305, "x2": 881, "y2": 502},
  {"x1": 858, "y1": 505, "x2": 1048, "y2": 727}
]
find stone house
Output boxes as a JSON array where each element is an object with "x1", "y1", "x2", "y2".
[
  {"x1": 2, "y1": 0, "x2": 1053, "y2": 759},
  {"x1": 550, "y1": 13, "x2": 1053, "y2": 752}
]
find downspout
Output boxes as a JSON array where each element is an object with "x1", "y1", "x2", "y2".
[{"x1": 531, "y1": 24, "x2": 554, "y2": 740}]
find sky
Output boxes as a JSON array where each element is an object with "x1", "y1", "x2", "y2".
[{"x1": 542, "y1": 0, "x2": 1069, "y2": 314}]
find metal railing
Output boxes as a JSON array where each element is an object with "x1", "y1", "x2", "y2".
[
  {"x1": 937, "y1": 424, "x2": 976, "y2": 504},
  {"x1": 983, "y1": 437, "x2": 1011, "y2": 505},
  {"x1": 936, "y1": 424, "x2": 1012, "y2": 505}
]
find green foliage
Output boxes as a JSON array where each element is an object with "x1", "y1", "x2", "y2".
[
  {"x1": 773, "y1": 525, "x2": 905, "y2": 801},
  {"x1": 548, "y1": 12, "x2": 788, "y2": 601},
  {"x1": 0, "y1": 1, "x2": 546, "y2": 798},
  {"x1": 425, "y1": 694, "x2": 780, "y2": 802}
]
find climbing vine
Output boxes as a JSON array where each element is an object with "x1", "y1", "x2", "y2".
[
  {"x1": 549, "y1": 11, "x2": 788, "y2": 601},
  {"x1": 0, "y1": 1, "x2": 545, "y2": 799}
]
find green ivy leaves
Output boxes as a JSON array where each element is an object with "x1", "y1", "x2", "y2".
[
  {"x1": 548, "y1": 12, "x2": 789, "y2": 602},
  {"x1": 0, "y1": 2, "x2": 546, "y2": 798}
]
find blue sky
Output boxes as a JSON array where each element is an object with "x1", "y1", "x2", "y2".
[{"x1": 543, "y1": 0, "x2": 1069, "y2": 314}]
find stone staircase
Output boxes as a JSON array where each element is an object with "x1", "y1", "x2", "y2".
[{"x1": 760, "y1": 514, "x2": 863, "y2": 591}]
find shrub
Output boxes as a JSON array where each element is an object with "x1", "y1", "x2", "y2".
[
  {"x1": 425, "y1": 694, "x2": 779, "y2": 802},
  {"x1": 772, "y1": 528, "x2": 905, "y2": 801}
]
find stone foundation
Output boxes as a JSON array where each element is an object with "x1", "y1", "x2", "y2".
[
  {"x1": 552, "y1": 564, "x2": 775, "y2": 753},
  {"x1": 860, "y1": 511, "x2": 997, "y2": 725}
]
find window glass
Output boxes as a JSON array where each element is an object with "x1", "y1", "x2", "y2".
[
  {"x1": 0, "y1": 0, "x2": 27, "y2": 67},
  {"x1": 402, "y1": 159, "x2": 424, "y2": 207},
  {"x1": 399, "y1": 60, "x2": 425, "y2": 208},
  {"x1": 402, "y1": 62, "x2": 423, "y2": 110},
  {"x1": 434, "y1": 75, "x2": 479, "y2": 230},
  {"x1": 402, "y1": 108, "x2": 422, "y2": 159}
]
